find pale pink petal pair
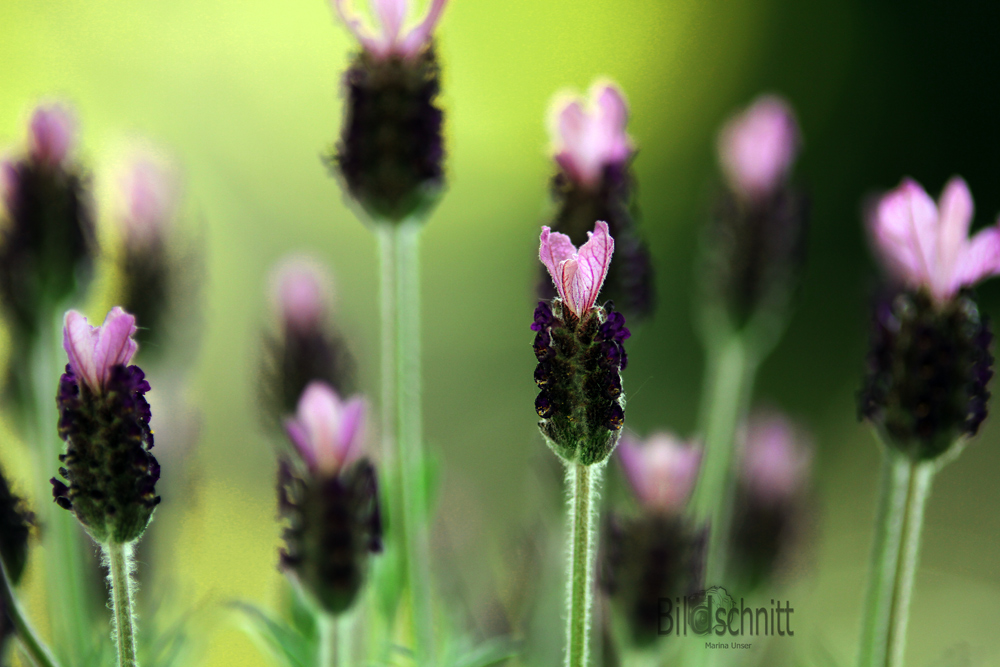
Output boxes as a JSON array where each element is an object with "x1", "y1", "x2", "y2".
[
  {"x1": 539, "y1": 221, "x2": 614, "y2": 318},
  {"x1": 63, "y1": 307, "x2": 139, "y2": 393},
  {"x1": 551, "y1": 82, "x2": 632, "y2": 188},
  {"x1": 333, "y1": 0, "x2": 448, "y2": 60},
  {"x1": 270, "y1": 256, "x2": 332, "y2": 333},
  {"x1": 286, "y1": 382, "x2": 367, "y2": 475},
  {"x1": 29, "y1": 104, "x2": 76, "y2": 169},
  {"x1": 740, "y1": 413, "x2": 811, "y2": 503},
  {"x1": 617, "y1": 433, "x2": 702, "y2": 514},
  {"x1": 870, "y1": 177, "x2": 1000, "y2": 303},
  {"x1": 118, "y1": 155, "x2": 178, "y2": 250},
  {"x1": 717, "y1": 95, "x2": 799, "y2": 200}
]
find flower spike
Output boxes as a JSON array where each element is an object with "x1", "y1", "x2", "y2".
[{"x1": 539, "y1": 221, "x2": 614, "y2": 319}]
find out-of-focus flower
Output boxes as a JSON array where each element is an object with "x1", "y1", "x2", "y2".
[
  {"x1": 117, "y1": 155, "x2": 178, "y2": 252},
  {"x1": 717, "y1": 96, "x2": 799, "y2": 202},
  {"x1": 285, "y1": 382, "x2": 366, "y2": 475},
  {"x1": 272, "y1": 257, "x2": 331, "y2": 334},
  {"x1": 332, "y1": 0, "x2": 448, "y2": 60},
  {"x1": 543, "y1": 81, "x2": 654, "y2": 321},
  {"x1": 0, "y1": 464, "x2": 32, "y2": 656},
  {"x1": 533, "y1": 222, "x2": 628, "y2": 466},
  {"x1": 539, "y1": 221, "x2": 614, "y2": 319},
  {"x1": 616, "y1": 434, "x2": 701, "y2": 514},
  {"x1": 29, "y1": 104, "x2": 76, "y2": 169},
  {"x1": 279, "y1": 382, "x2": 381, "y2": 615},
  {"x1": 551, "y1": 83, "x2": 632, "y2": 190},
  {"x1": 869, "y1": 177, "x2": 1000, "y2": 305},
  {"x1": 52, "y1": 307, "x2": 159, "y2": 545},
  {"x1": 728, "y1": 412, "x2": 812, "y2": 590}
]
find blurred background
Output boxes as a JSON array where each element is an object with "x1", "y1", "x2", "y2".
[{"x1": 1, "y1": 0, "x2": 999, "y2": 665}]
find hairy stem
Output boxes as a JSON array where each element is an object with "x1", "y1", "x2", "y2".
[
  {"x1": 105, "y1": 542, "x2": 138, "y2": 667},
  {"x1": 857, "y1": 451, "x2": 934, "y2": 667},
  {"x1": 691, "y1": 334, "x2": 757, "y2": 587},
  {"x1": 0, "y1": 554, "x2": 62, "y2": 667},
  {"x1": 565, "y1": 462, "x2": 602, "y2": 667}
]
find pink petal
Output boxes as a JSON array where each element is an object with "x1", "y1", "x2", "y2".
[
  {"x1": 119, "y1": 156, "x2": 178, "y2": 250},
  {"x1": 717, "y1": 95, "x2": 799, "y2": 200},
  {"x1": 331, "y1": 0, "x2": 382, "y2": 55},
  {"x1": 539, "y1": 226, "x2": 577, "y2": 300},
  {"x1": 871, "y1": 179, "x2": 938, "y2": 289},
  {"x1": 935, "y1": 176, "x2": 974, "y2": 293},
  {"x1": 398, "y1": 0, "x2": 448, "y2": 57},
  {"x1": 741, "y1": 414, "x2": 811, "y2": 502},
  {"x1": 953, "y1": 225, "x2": 1000, "y2": 289},
  {"x1": 616, "y1": 433, "x2": 702, "y2": 513},
  {"x1": 337, "y1": 397, "x2": 367, "y2": 466},
  {"x1": 569, "y1": 220, "x2": 614, "y2": 314},
  {"x1": 372, "y1": 0, "x2": 407, "y2": 44},
  {"x1": 63, "y1": 310, "x2": 101, "y2": 391},
  {"x1": 29, "y1": 104, "x2": 75, "y2": 168},
  {"x1": 615, "y1": 435, "x2": 648, "y2": 498},
  {"x1": 284, "y1": 419, "x2": 317, "y2": 468},
  {"x1": 92, "y1": 307, "x2": 139, "y2": 386},
  {"x1": 594, "y1": 84, "x2": 631, "y2": 165},
  {"x1": 271, "y1": 256, "x2": 330, "y2": 332}
]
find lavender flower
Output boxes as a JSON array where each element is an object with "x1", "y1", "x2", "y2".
[
  {"x1": 329, "y1": 0, "x2": 448, "y2": 223},
  {"x1": 533, "y1": 222, "x2": 628, "y2": 465},
  {"x1": 50, "y1": 307, "x2": 159, "y2": 545},
  {"x1": 543, "y1": 82, "x2": 654, "y2": 320},
  {"x1": 860, "y1": 178, "x2": 997, "y2": 460},
  {"x1": 704, "y1": 95, "x2": 807, "y2": 333},
  {"x1": 600, "y1": 433, "x2": 707, "y2": 646},
  {"x1": 278, "y1": 382, "x2": 381, "y2": 615},
  {"x1": 261, "y1": 256, "x2": 355, "y2": 423},
  {"x1": 727, "y1": 413, "x2": 811, "y2": 590}
]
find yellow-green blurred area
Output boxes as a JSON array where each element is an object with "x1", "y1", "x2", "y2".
[{"x1": 1, "y1": 0, "x2": 999, "y2": 665}]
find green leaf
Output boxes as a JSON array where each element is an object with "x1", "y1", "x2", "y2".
[{"x1": 230, "y1": 601, "x2": 315, "y2": 667}]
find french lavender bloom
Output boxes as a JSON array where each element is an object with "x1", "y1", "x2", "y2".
[
  {"x1": 533, "y1": 221, "x2": 628, "y2": 465},
  {"x1": 599, "y1": 433, "x2": 707, "y2": 646},
  {"x1": 0, "y1": 103, "x2": 95, "y2": 411},
  {"x1": 278, "y1": 382, "x2": 381, "y2": 615},
  {"x1": 543, "y1": 82, "x2": 655, "y2": 320},
  {"x1": 329, "y1": 0, "x2": 448, "y2": 223},
  {"x1": 261, "y1": 256, "x2": 355, "y2": 424},
  {"x1": 860, "y1": 178, "x2": 997, "y2": 461},
  {"x1": 727, "y1": 413, "x2": 812, "y2": 590},
  {"x1": 50, "y1": 307, "x2": 160, "y2": 545},
  {"x1": 115, "y1": 154, "x2": 181, "y2": 352},
  {"x1": 704, "y1": 95, "x2": 808, "y2": 333}
]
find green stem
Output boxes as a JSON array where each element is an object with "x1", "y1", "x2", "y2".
[
  {"x1": 0, "y1": 553, "x2": 63, "y2": 667},
  {"x1": 378, "y1": 222, "x2": 434, "y2": 664},
  {"x1": 318, "y1": 613, "x2": 338, "y2": 667},
  {"x1": 690, "y1": 334, "x2": 756, "y2": 588},
  {"x1": 105, "y1": 542, "x2": 138, "y2": 667},
  {"x1": 857, "y1": 451, "x2": 934, "y2": 667},
  {"x1": 565, "y1": 462, "x2": 602, "y2": 667}
]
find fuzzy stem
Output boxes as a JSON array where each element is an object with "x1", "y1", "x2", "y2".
[
  {"x1": 0, "y1": 553, "x2": 62, "y2": 667},
  {"x1": 378, "y1": 222, "x2": 435, "y2": 663},
  {"x1": 691, "y1": 334, "x2": 757, "y2": 587},
  {"x1": 857, "y1": 451, "x2": 934, "y2": 667},
  {"x1": 105, "y1": 542, "x2": 138, "y2": 667},
  {"x1": 565, "y1": 462, "x2": 602, "y2": 667}
]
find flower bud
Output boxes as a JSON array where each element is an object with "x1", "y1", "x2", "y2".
[
  {"x1": 261, "y1": 257, "x2": 354, "y2": 423},
  {"x1": 278, "y1": 383, "x2": 381, "y2": 615},
  {"x1": 727, "y1": 413, "x2": 812, "y2": 590},
  {"x1": 329, "y1": 0, "x2": 448, "y2": 223},
  {"x1": 703, "y1": 96, "x2": 807, "y2": 333},
  {"x1": 50, "y1": 308, "x2": 160, "y2": 545},
  {"x1": 859, "y1": 290, "x2": 993, "y2": 461},
  {"x1": 543, "y1": 82, "x2": 654, "y2": 320},
  {"x1": 534, "y1": 222, "x2": 627, "y2": 465}
]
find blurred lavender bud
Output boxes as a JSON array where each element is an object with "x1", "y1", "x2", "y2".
[
  {"x1": 859, "y1": 178, "x2": 997, "y2": 461},
  {"x1": 1, "y1": 103, "x2": 96, "y2": 413},
  {"x1": 328, "y1": 0, "x2": 448, "y2": 223},
  {"x1": 728, "y1": 413, "x2": 812, "y2": 590},
  {"x1": 279, "y1": 382, "x2": 382, "y2": 615},
  {"x1": 261, "y1": 256, "x2": 355, "y2": 425},
  {"x1": 703, "y1": 95, "x2": 807, "y2": 335},
  {"x1": 600, "y1": 433, "x2": 706, "y2": 646},
  {"x1": 543, "y1": 82, "x2": 655, "y2": 321},
  {"x1": 0, "y1": 464, "x2": 32, "y2": 655},
  {"x1": 50, "y1": 307, "x2": 160, "y2": 545},
  {"x1": 533, "y1": 222, "x2": 628, "y2": 465},
  {"x1": 114, "y1": 153, "x2": 181, "y2": 354}
]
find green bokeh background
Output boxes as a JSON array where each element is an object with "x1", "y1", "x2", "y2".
[{"x1": 1, "y1": 0, "x2": 998, "y2": 665}]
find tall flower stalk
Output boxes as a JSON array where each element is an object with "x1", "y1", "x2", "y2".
[
  {"x1": 856, "y1": 177, "x2": 998, "y2": 667},
  {"x1": 327, "y1": 0, "x2": 448, "y2": 661},
  {"x1": 691, "y1": 95, "x2": 806, "y2": 590},
  {"x1": 533, "y1": 221, "x2": 628, "y2": 666},
  {"x1": 51, "y1": 307, "x2": 160, "y2": 667}
]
